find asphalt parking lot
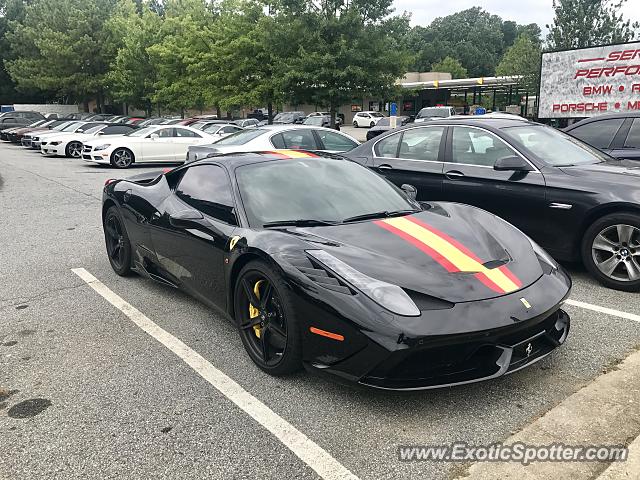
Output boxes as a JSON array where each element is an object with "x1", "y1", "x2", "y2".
[{"x1": 1, "y1": 142, "x2": 640, "y2": 479}]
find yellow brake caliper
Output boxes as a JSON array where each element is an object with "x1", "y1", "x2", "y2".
[{"x1": 249, "y1": 280, "x2": 264, "y2": 338}]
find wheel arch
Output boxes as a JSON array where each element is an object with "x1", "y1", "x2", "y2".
[
  {"x1": 226, "y1": 249, "x2": 286, "y2": 318},
  {"x1": 578, "y1": 202, "x2": 640, "y2": 249},
  {"x1": 102, "y1": 198, "x2": 118, "y2": 223}
]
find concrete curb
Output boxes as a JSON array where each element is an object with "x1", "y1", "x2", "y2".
[
  {"x1": 595, "y1": 434, "x2": 640, "y2": 480},
  {"x1": 457, "y1": 347, "x2": 640, "y2": 479}
]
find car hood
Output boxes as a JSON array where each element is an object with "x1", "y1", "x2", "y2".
[
  {"x1": 558, "y1": 159, "x2": 640, "y2": 184},
  {"x1": 274, "y1": 203, "x2": 543, "y2": 303}
]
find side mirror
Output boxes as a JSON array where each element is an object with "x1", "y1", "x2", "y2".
[
  {"x1": 150, "y1": 133, "x2": 159, "y2": 140},
  {"x1": 401, "y1": 183, "x2": 417, "y2": 200},
  {"x1": 494, "y1": 156, "x2": 532, "y2": 172}
]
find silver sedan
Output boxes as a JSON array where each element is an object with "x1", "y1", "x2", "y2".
[{"x1": 186, "y1": 125, "x2": 359, "y2": 162}]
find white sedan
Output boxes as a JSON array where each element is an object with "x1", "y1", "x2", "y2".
[
  {"x1": 186, "y1": 125, "x2": 359, "y2": 162},
  {"x1": 41, "y1": 123, "x2": 139, "y2": 158},
  {"x1": 82, "y1": 125, "x2": 217, "y2": 168}
]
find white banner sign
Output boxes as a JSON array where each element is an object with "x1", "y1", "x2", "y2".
[{"x1": 539, "y1": 41, "x2": 640, "y2": 118}]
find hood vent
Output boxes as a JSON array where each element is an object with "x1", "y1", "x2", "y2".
[{"x1": 296, "y1": 262, "x2": 353, "y2": 295}]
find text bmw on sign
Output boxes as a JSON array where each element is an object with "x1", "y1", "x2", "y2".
[{"x1": 538, "y1": 41, "x2": 640, "y2": 118}]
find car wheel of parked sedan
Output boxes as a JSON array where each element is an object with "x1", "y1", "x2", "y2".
[
  {"x1": 234, "y1": 260, "x2": 302, "y2": 375},
  {"x1": 370, "y1": 121, "x2": 375, "y2": 128},
  {"x1": 65, "y1": 141, "x2": 83, "y2": 158},
  {"x1": 104, "y1": 206, "x2": 132, "y2": 276},
  {"x1": 110, "y1": 148, "x2": 134, "y2": 168},
  {"x1": 352, "y1": 121, "x2": 358, "y2": 128},
  {"x1": 582, "y1": 213, "x2": 640, "y2": 291}
]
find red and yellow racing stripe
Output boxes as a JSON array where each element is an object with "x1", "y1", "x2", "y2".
[
  {"x1": 264, "y1": 150, "x2": 319, "y2": 159},
  {"x1": 374, "y1": 216, "x2": 522, "y2": 294}
]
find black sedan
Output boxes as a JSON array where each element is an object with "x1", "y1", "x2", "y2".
[
  {"x1": 563, "y1": 112, "x2": 640, "y2": 161},
  {"x1": 344, "y1": 117, "x2": 640, "y2": 291},
  {"x1": 101, "y1": 150, "x2": 570, "y2": 390}
]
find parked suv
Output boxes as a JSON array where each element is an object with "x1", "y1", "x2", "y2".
[{"x1": 414, "y1": 106, "x2": 456, "y2": 123}]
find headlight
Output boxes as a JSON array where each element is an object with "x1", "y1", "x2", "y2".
[
  {"x1": 306, "y1": 249, "x2": 421, "y2": 317},
  {"x1": 528, "y1": 237, "x2": 558, "y2": 271},
  {"x1": 93, "y1": 144, "x2": 111, "y2": 151}
]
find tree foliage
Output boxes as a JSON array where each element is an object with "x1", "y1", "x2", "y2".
[
  {"x1": 279, "y1": 0, "x2": 411, "y2": 126},
  {"x1": 5, "y1": 0, "x2": 118, "y2": 107},
  {"x1": 546, "y1": 0, "x2": 638, "y2": 49},
  {"x1": 496, "y1": 33, "x2": 541, "y2": 92},
  {"x1": 432, "y1": 56, "x2": 467, "y2": 79}
]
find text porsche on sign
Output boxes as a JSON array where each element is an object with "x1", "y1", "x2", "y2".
[{"x1": 539, "y1": 41, "x2": 640, "y2": 118}]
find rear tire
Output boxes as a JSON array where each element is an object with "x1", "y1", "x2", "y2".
[
  {"x1": 370, "y1": 121, "x2": 375, "y2": 128},
  {"x1": 581, "y1": 212, "x2": 640, "y2": 291},
  {"x1": 234, "y1": 260, "x2": 302, "y2": 376},
  {"x1": 352, "y1": 121, "x2": 358, "y2": 128},
  {"x1": 110, "y1": 148, "x2": 134, "y2": 168},
  {"x1": 103, "y1": 206, "x2": 133, "y2": 276}
]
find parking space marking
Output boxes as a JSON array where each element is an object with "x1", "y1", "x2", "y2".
[
  {"x1": 71, "y1": 268, "x2": 359, "y2": 480},
  {"x1": 566, "y1": 299, "x2": 640, "y2": 324}
]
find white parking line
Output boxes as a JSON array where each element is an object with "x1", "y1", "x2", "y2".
[
  {"x1": 566, "y1": 299, "x2": 640, "y2": 324},
  {"x1": 72, "y1": 268, "x2": 359, "y2": 480}
]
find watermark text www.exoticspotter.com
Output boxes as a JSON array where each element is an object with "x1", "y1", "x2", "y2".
[{"x1": 397, "y1": 442, "x2": 628, "y2": 465}]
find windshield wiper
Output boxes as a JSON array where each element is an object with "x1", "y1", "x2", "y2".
[
  {"x1": 342, "y1": 209, "x2": 419, "y2": 223},
  {"x1": 262, "y1": 219, "x2": 339, "y2": 228}
]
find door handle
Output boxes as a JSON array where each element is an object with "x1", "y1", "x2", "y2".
[
  {"x1": 445, "y1": 170, "x2": 465, "y2": 179},
  {"x1": 378, "y1": 164, "x2": 393, "y2": 170}
]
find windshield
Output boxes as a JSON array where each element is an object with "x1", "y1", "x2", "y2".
[
  {"x1": 502, "y1": 125, "x2": 609, "y2": 166},
  {"x1": 214, "y1": 128, "x2": 265, "y2": 145},
  {"x1": 417, "y1": 108, "x2": 450, "y2": 119},
  {"x1": 126, "y1": 126, "x2": 158, "y2": 137},
  {"x1": 52, "y1": 121, "x2": 73, "y2": 131},
  {"x1": 76, "y1": 122, "x2": 103, "y2": 133},
  {"x1": 203, "y1": 124, "x2": 222, "y2": 133},
  {"x1": 303, "y1": 117, "x2": 325, "y2": 126},
  {"x1": 236, "y1": 158, "x2": 415, "y2": 227},
  {"x1": 371, "y1": 112, "x2": 384, "y2": 118},
  {"x1": 274, "y1": 113, "x2": 294, "y2": 122},
  {"x1": 84, "y1": 125, "x2": 105, "y2": 134},
  {"x1": 61, "y1": 122, "x2": 84, "y2": 132}
]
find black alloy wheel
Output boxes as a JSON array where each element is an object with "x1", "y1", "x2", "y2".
[
  {"x1": 235, "y1": 261, "x2": 301, "y2": 375},
  {"x1": 104, "y1": 206, "x2": 132, "y2": 276}
]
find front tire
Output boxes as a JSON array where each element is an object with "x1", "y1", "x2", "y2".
[
  {"x1": 234, "y1": 260, "x2": 302, "y2": 376},
  {"x1": 370, "y1": 121, "x2": 375, "y2": 128},
  {"x1": 103, "y1": 206, "x2": 133, "y2": 276},
  {"x1": 110, "y1": 148, "x2": 134, "y2": 168},
  {"x1": 352, "y1": 121, "x2": 358, "y2": 128},
  {"x1": 66, "y1": 141, "x2": 83, "y2": 158},
  {"x1": 582, "y1": 212, "x2": 640, "y2": 291}
]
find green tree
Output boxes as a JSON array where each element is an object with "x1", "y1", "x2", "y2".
[
  {"x1": 105, "y1": 0, "x2": 163, "y2": 114},
  {"x1": 496, "y1": 33, "x2": 541, "y2": 93},
  {"x1": 432, "y1": 56, "x2": 467, "y2": 79},
  {"x1": 5, "y1": 0, "x2": 118, "y2": 110},
  {"x1": 547, "y1": 0, "x2": 638, "y2": 49},
  {"x1": 146, "y1": 0, "x2": 218, "y2": 115},
  {"x1": 279, "y1": 0, "x2": 411, "y2": 127}
]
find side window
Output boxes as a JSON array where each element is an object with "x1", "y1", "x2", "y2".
[
  {"x1": 451, "y1": 127, "x2": 514, "y2": 167},
  {"x1": 153, "y1": 128, "x2": 173, "y2": 138},
  {"x1": 317, "y1": 130, "x2": 358, "y2": 151},
  {"x1": 398, "y1": 127, "x2": 445, "y2": 161},
  {"x1": 374, "y1": 132, "x2": 401, "y2": 157},
  {"x1": 175, "y1": 128, "x2": 201, "y2": 138},
  {"x1": 624, "y1": 119, "x2": 640, "y2": 148},
  {"x1": 103, "y1": 125, "x2": 133, "y2": 135},
  {"x1": 569, "y1": 119, "x2": 624, "y2": 149},
  {"x1": 175, "y1": 165, "x2": 237, "y2": 225},
  {"x1": 274, "y1": 129, "x2": 318, "y2": 149}
]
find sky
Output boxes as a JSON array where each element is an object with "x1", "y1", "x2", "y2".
[{"x1": 393, "y1": 0, "x2": 640, "y2": 29}]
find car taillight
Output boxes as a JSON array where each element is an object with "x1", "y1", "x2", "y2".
[{"x1": 104, "y1": 179, "x2": 116, "y2": 186}]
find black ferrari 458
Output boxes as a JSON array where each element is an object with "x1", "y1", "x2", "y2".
[{"x1": 101, "y1": 150, "x2": 571, "y2": 390}]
